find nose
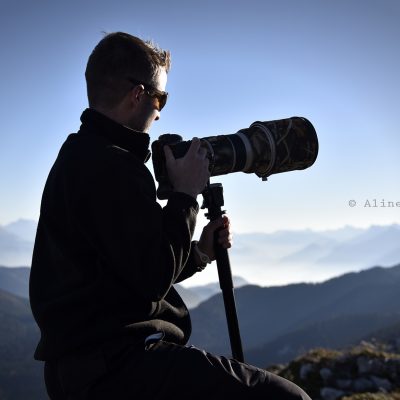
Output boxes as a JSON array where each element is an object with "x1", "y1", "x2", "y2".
[{"x1": 155, "y1": 111, "x2": 160, "y2": 121}]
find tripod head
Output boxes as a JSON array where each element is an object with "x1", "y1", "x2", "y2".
[{"x1": 201, "y1": 181, "x2": 226, "y2": 221}]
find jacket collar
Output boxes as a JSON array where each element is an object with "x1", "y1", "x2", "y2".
[{"x1": 78, "y1": 108, "x2": 151, "y2": 163}]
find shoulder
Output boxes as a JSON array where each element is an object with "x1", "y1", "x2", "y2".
[
  {"x1": 60, "y1": 133, "x2": 149, "y2": 173},
  {"x1": 56, "y1": 133, "x2": 155, "y2": 195}
]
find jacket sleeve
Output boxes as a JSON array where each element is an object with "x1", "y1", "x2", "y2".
[
  {"x1": 174, "y1": 243, "x2": 201, "y2": 283},
  {"x1": 70, "y1": 148, "x2": 199, "y2": 302}
]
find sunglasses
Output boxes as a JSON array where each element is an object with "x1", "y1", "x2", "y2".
[{"x1": 128, "y1": 78, "x2": 168, "y2": 111}]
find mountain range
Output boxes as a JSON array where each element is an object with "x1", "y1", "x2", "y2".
[
  {"x1": 1, "y1": 263, "x2": 400, "y2": 398},
  {"x1": 2, "y1": 219, "x2": 399, "y2": 287},
  {"x1": 175, "y1": 275, "x2": 248, "y2": 308},
  {"x1": 226, "y1": 223, "x2": 400, "y2": 285},
  {"x1": 0, "y1": 222, "x2": 34, "y2": 267},
  {"x1": 1, "y1": 218, "x2": 399, "y2": 397},
  {"x1": 189, "y1": 263, "x2": 400, "y2": 367}
]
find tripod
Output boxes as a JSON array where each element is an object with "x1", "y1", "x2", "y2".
[{"x1": 201, "y1": 181, "x2": 245, "y2": 362}]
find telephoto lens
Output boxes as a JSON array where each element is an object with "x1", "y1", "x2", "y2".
[{"x1": 152, "y1": 117, "x2": 318, "y2": 200}]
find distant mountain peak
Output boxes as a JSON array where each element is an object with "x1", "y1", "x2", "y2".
[{"x1": 3, "y1": 219, "x2": 37, "y2": 243}]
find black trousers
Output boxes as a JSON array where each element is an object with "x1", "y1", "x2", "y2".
[{"x1": 44, "y1": 339, "x2": 311, "y2": 400}]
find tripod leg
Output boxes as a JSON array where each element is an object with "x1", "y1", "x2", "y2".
[
  {"x1": 214, "y1": 226, "x2": 244, "y2": 362},
  {"x1": 202, "y1": 181, "x2": 245, "y2": 362}
]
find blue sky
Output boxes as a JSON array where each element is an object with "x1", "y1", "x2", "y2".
[{"x1": 1, "y1": 0, "x2": 399, "y2": 233}]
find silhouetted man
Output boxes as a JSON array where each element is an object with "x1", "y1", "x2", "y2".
[{"x1": 30, "y1": 32, "x2": 310, "y2": 400}]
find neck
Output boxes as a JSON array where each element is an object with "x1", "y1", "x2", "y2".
[
  {"x1": 91, "y1": 105, "x2": 128, "y2": 127},
  {"x1": 79, "y1": 108, "x2": 151, "y2": 163}
]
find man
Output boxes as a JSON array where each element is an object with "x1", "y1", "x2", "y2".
[{"x1": 30, "y1": 32, "x2": 310, "y2": 399}]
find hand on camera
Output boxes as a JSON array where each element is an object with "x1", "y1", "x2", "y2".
[
  {"x1": 164, "y1": 138, "x2": 210, "y2": 199},
  {"x1": 197, "y1": 215, "x2": 232, "y2": 262}
]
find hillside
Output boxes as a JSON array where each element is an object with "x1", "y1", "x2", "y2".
[
  {"x1": 0, "y1": 264, "x2": 400, "y2": 398},
  {"x1": 0, "y1": 266, "x2": 242, "y2": 309},
  {"x1": 246, "y1": 313, "x2": 400, "y2": 366},
  {"x1": 0, "y1": 266, "x2": 30, "y2": 299},
  {"x1": 0, "y1": 289, "x2": 45, "y2": 399},
  {"x1": 189, "y1": 264, "x2": 400, "y2": 365}
]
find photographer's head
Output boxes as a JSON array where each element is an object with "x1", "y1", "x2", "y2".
[{"x1": 85, "y1": 32, "x2": 170, "y2": 132}]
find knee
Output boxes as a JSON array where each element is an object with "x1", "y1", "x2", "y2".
[{"x1": 266, "y1": 373, "x2": 311, "y2": 400}]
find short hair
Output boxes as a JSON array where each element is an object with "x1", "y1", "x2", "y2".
[{"x1": 85, "y1": 32, "x2": 171, "y2": 108}]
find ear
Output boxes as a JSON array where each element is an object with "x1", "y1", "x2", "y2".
[{"x1": 129, "y1": 84, "x2": 145, "y2": 108}]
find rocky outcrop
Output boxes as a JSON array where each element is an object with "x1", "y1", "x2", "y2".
[{"x1": 268, "y1": 341, "x2": 400, "y2": 400}]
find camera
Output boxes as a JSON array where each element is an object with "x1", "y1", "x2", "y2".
[{"x1": 151, "y1": 117, "x2": 318, "y2": 200}]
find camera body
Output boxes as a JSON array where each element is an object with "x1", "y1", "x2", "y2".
[{"x1": 152, "y1": 117, "x2": 318, "y2": 200}]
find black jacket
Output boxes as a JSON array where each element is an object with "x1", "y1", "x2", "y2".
[{"x1": 30, "y1": 109, "x2": 200, "y2": 361}]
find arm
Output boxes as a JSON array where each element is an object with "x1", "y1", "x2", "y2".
[
  {"x1": 74, "y1": 149, "x2": 199, "y2": 303},
  {"x1": 75, "y1": 138, "x2": 212, "y2": 301},
  {"x1": 175, "y1": 215, "x2": 232, "y2": 283}
]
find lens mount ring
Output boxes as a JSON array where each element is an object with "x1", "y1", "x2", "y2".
[
  {"x1": 225, "y1": 136, "x2": 237, "y2": 173},
  {"x1": 250, "y1": 122, "x2": 276, "y2": 177},
  {"x1": 236, "y1": 131, "x2": 254, "y2": 172}
]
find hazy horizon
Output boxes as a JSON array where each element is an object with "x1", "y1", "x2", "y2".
[
  {"x1": 2, "y1": 218, "x2": 399, "y2": 288},
  {"x1": 2, "y1": 216, "x2": 400, "y2": 235}
]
